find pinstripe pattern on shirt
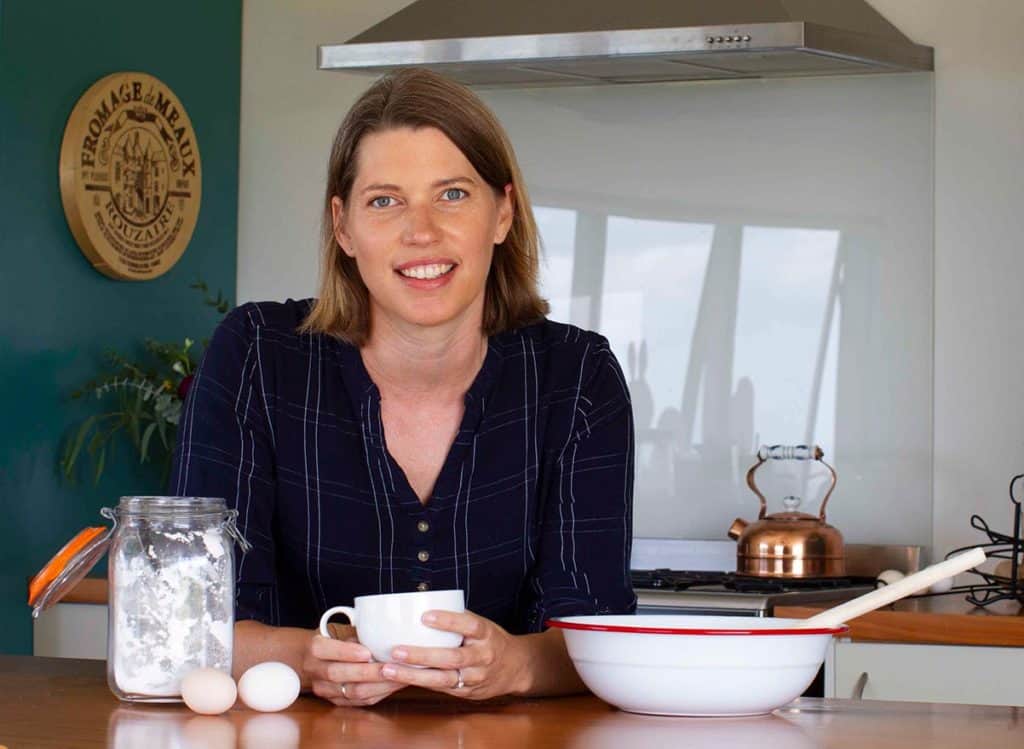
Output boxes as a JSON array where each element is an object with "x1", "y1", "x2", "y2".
[{"x1": 171, "y1": 300, "x2": 636, "y2": 635}]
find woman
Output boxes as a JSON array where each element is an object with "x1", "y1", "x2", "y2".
[{"x1": 171, "y1": 68, "x2": 635, "y2": 706}]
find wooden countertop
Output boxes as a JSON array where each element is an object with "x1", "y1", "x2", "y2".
[
  {"x1": 776, "y1": 595, "x2": 1024, "y2": 646},
  {"x1": 60, "y1": 576, "x2": 107, "y2": 604},
  {"x1": 3, "y1": 656, "x2": 1023, "y2": 748}
]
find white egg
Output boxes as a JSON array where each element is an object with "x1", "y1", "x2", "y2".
[
  {"x1": 181, "y1": 668, "x2": 237, "y2": 715},
  {"x1": 238, "y1": 662, "x2": 301, "y2": 713},
  {"x1": 876, "y1": 569, "x2": 905, "y2": 586},
  {"x1": 928, "y1": 576, "x2": 955, "y2": 594}
]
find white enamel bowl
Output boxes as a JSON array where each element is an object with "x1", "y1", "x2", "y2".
[{"x1": 547, "y1": 615, "x2": 847, "y2": 717}]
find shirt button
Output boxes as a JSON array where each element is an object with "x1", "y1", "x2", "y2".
[
  {"x1": 417, "y1": 550, "x2": 430, "y2": 563},
  {"x1": 417, "y1": 520, "x2": 430, "y2": 533},
  {"x1": 416, "y1": 582, "x2": 430, "y2": 592}
]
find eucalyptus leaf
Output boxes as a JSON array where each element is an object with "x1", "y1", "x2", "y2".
[
  {"x1": 141, "y1": 422, "x2": 158, "y2": 463},
  {"x1": 61, "y1": 414, "x2": 100, "y2": 480},
  {"x1": 94, "y1": 446, "x2": 106, "y2": 486}
]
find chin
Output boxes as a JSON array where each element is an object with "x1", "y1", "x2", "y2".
[
  {"x1": 406, "y1": 311, "x2": 464, "y2": 330},
  {"x1": 387, "y1": 301, "x2": 451, "y2": 327},
  {"x1": 400, "y1": 297, "x2": 484, "y2": 331}
]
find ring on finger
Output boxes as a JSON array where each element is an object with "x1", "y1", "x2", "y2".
[
  {"x1": 340, "y1": 683, "x2": 350, "y2": 699},
  {"x1": 454, "y1": 668, "x2": 465, "y2": 689}
]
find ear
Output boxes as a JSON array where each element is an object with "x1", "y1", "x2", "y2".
[
  {"x1": 331, "y1": 196, "x2": 355, "y2": 257},
  {"x1": 493, "y1": 183, "x2": 514, "y2": 245}
]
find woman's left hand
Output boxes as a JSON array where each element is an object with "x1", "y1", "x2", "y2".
[{"x1": 379, "y1": 610, "x2": 530, "y2": 700}]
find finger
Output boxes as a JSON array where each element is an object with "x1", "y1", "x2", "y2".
[
  {"x1": 303, "y1": 652, "x2": 385, "y2": 684},
  {"x1": 311, "y1": 679, "x2": 346, "y2": 702},
  {"x1": 310, "y1": 634, "x2": 373, "y2": 662},
  {"x1": 380, "y1": 664, "x2": 467, "y2": 691},
  {"x1": 390, "y1": 643, "x2": 477, "y2": 670},
  {"x1": 312, "y1": 678, "x2": 395, "y2": 702},
  {"x1": 421, "y1": 610, "x2": 487, "y2": 639},
  {"x1": 322, "y1": 661, "x2": 388, "y2": 684},
  {"x1": 340, "y1": 680, "x2": 407, "y2": 705},
  {"x1": 311, "y1": 679, "x2": 404, "y2": 706}
]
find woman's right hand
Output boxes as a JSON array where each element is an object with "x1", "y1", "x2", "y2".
[{"x1": 304, "y1": 624, "x2": 407, "y2": 707}]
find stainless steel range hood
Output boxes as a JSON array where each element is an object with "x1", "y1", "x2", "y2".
[{"x1": 318, "y1": 0, "x2": 933, "y2": 87}]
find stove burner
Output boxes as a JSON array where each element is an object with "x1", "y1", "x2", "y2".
[{"x1": 631, "y1": 568, "x2": 876, "y2": 594}]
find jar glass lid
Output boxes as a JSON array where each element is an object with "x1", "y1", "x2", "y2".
[{"x1": 28, "y1": 526, "x2": 112, "y2": 618}]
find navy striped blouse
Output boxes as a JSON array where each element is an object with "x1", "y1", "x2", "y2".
[{"x1": 170, "y1": 300, "x2": 636, "y2": 634}]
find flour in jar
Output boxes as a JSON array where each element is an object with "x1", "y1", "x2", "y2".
[{"x1": 111, "y1": 525, "x2": 234, "y2": 697}]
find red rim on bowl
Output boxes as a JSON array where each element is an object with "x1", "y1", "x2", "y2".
[{"x1": 546, "y1": 618, "x2": 849, "y2": 636}]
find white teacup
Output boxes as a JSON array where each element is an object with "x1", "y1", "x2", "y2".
[{"x1": 319, "y1": 589, "x2": 466, "y2": 664}]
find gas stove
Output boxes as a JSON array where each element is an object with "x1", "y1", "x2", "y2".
[
  {"x1": 630, "y1": 538, "x2": 921, "y2": 617},
  {"x1": 632, "y1": 568, "x2": 877, "y2": 617}
]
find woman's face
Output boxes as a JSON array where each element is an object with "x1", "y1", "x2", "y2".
[{"x1": 332, "y1": 126, "x2": 513, "y2": 337}]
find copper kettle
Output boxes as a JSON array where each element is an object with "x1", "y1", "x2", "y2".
[{"x1": 727, "y1": 444, "x2": 845, "y2": 577}]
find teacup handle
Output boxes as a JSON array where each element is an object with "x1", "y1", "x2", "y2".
[{"x1": 319, "y1": 605, "x2": 357, "y2": 637}]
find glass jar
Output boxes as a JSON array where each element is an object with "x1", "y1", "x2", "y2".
[{"x1": 104, "y1": 496, "x2": 248, "y2": 702}]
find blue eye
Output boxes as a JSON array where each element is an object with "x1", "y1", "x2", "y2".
[
  {"x1": 442, "y1": 188, "x2": 467, "y2": 201},
  {"x1": 369, "y1": 196, "x2": 394, "y2": 208}
]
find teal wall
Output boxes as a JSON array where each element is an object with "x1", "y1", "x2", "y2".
[{"x1": 0, "y1": 0, "x2": 241, "y2": 654}]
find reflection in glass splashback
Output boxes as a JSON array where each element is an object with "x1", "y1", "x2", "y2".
[
  {"x1": 487, "y1": 73, "x2": 933, "y2": 545},
  {"x1": 734, "y1": 226, "x2": 840, "y2": 453},
  {"x1": 534, "y1": 206, "x2": 576, "y2": 324}
]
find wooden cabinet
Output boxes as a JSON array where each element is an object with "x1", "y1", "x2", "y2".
[
  {"x1": 826, "y1": 640, "x2": 1024, "y2": 706},
  {"x1": 780, "y1": 599, "x2": 1024, "y2": 707},
  {"x1": 33, "y1": 603, "x2": 107, "y2": 660}
]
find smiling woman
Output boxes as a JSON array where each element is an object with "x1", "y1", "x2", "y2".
[{"x1": 170, "y1": 68, "x2": 636, "y2": 707}]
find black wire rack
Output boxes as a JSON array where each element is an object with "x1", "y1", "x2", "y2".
[{"x1": 933, "y1": 472, "x2": 1024, "y2": 608}]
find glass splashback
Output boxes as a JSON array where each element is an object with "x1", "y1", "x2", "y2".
[{"x1": 483, "y1": 73, "x2": 934, "y2": 545}]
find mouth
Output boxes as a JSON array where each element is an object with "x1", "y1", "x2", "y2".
[{"x1": 394, "y1": 262, "x2": 456, "y2": 281}]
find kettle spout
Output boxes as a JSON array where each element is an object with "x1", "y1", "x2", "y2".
[{"x1": 728, "y1": 518, "x2": 748, "y2": 540}]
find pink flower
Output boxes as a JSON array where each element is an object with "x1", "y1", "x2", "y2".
[{"x1": 177, "y1": 374, "x2": 195, "y2": 401}]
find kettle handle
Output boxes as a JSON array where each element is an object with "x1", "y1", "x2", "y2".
[{"x1": 746, "y1": 444, "x2": 838, "y2": 520}]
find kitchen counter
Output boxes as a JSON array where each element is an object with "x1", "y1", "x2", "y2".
[
  {"x1": 2, "y1": 655, "x2": 1023, "y2": 748},
  {"x1": 60, "y1": 575, "x2": 107, "y2": 604},
  {"x1": 776, "y1": 595, "x2": 1024, "y2": 646},
  {"x1": 64, "y1": 579, "x2": 1024, "y2": 646}
]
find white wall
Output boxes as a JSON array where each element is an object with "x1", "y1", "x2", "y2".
[
  {"x1": 238, "y1": 0, "x2": 1024, "y2": 559},
  {"x1": 866, "y1": 0, "x2": 1024, "y2": 559}
]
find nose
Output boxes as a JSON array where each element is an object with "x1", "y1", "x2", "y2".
[{"x1": 401, "y1": 203, "x2": 440, "y2": 246}]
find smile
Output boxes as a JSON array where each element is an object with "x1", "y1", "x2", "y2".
[{"x1": 397, "y1": 263, "x2": 455, "y2": 280}]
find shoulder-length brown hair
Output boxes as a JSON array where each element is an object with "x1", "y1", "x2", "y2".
[{"x1": 300, "y1": 67, "x2": 548, "y2": 345}]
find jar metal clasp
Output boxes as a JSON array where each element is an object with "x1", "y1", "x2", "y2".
[{"x1": 223, "y1": 509, "x2": 252, "y2": 553}]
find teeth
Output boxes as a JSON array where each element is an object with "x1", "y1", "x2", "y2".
[{"x1": 398, "y1": 263, "x2": 453, "y2": 280}]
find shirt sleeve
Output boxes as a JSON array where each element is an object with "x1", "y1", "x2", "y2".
[
  {"x1": 523, "y1": 339, "x2": 637, "y2": 633},
  {"x1": 169, "y1": 304, "x2": 280, "y2": 625}
]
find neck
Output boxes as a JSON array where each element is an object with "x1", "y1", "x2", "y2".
[{"x1": 361, "y1": 317, "x2": 487, "y2": 403}]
